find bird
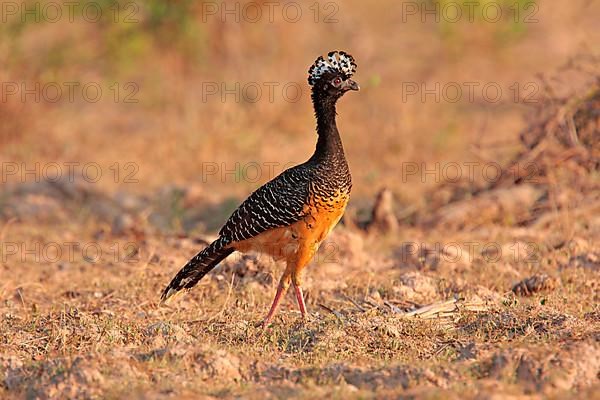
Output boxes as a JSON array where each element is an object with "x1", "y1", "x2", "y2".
[{"x1": 161, "y1": 51, "x2": 359, "y2": 327}]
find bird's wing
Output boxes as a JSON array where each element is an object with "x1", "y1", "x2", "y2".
[{"x1": 218, "y1": 165, "x2": 312, "y2": 245}]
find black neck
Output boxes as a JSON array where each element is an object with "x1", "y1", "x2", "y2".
[{"x1": 311, "y1": 90, "x2": 345, "y2": 162}]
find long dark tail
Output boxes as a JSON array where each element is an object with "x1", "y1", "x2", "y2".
[{"x1": 160, "y1": 239, "x2": 234, "y2": 304}]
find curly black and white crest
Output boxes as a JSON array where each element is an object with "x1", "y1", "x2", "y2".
[{"x1": 308, "y1": 51, "x2": 357, "y2": 86}]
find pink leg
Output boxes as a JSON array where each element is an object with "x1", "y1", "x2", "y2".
[
  {"x1": 262, "y1": 284, "x2": 289, "y2": 328},
  {"x1": 294, "y1": 285, "x2": 307, "y2": 319}
]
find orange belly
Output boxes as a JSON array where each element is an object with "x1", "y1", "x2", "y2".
[{"x1": 232, "y1": 190, "x2": 349, "y2": 264}]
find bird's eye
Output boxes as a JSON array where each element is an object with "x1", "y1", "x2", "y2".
[{"x1": 332, "y1": 77, "x2": 342, "y2": 86}]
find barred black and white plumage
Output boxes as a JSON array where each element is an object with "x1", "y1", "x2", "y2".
[
  {"x1": 218, "y1": 166, "x2": 312, "y2": 244},
  {"x1": 161, "y1": 51, "x2": 359, "y2": 327},
  {"x1": 160, "y1": 240, "x2": 233, "y2": 301},
  {"x1": 160, "y1": 162, "x2": 347, "y2": 303}
]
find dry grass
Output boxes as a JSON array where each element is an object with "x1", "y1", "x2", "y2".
[
  {"x1": 1, "y1": 0, "x2": 600, "y2": 398},
  {"x1": 1, "y1": 188, "x2": 598, "y2": 398}
]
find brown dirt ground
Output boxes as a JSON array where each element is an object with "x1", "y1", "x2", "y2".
[{"x1": 1, "y1": 1, "x2": 599, "y2": 398}]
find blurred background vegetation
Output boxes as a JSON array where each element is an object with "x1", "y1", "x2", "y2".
[{"x1": 1, "y1": 0, "x2": 598, "y2": 225}]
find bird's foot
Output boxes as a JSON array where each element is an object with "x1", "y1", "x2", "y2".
[
  {"x1": 257, "y1": 284, "x2": 288, "y2": 330},
  {"x1": 294, "y1": 285, "x2": 308, "y2": 319},
  {"x1": 256, "y1": 318, "x2": 273, "y2": 330}
]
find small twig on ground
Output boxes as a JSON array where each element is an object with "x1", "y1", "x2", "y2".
[
  {"x1": 404, "y1": 299, "x2": 459, "y2": 318},
  {"x1": 318, "y1": 303, "x2": 344, "y2": 322},
  {"x1": 383, "y1": 300, "x2": 403, "y2": 314},
  {"x1": 404, "y1": 298, "x2": 488, "y2": 319},
  {"x1": 343, "y1": 295, "x2": 366, "y2": 312}
]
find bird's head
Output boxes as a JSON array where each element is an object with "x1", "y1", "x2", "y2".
[{"x1": 308, "y1": 51, "x2": 359, "y2": 100}]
